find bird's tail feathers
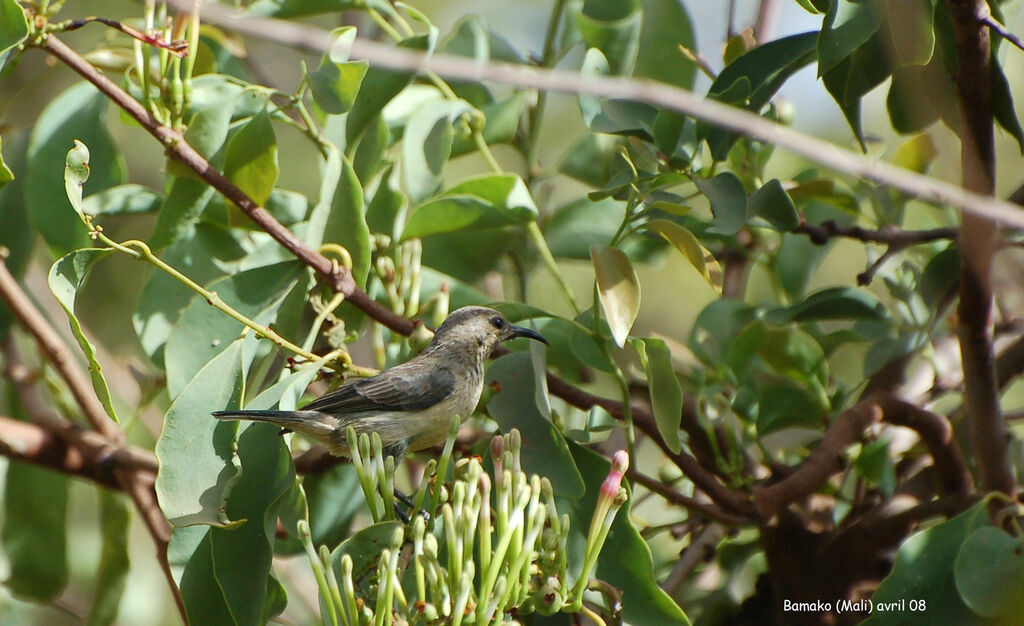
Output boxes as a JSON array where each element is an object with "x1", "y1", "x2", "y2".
[{"x1": 211, "y1": 410, "x2": 336, "y2": 439}]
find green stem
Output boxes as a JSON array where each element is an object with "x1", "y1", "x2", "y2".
[
  {"x1": 527, "y1": 221, "x2": 580, "y2": 315},
  {"x1": 366, "y1": 8, "x2": 405, "y2": 43},
  {"x1": 525, "y1": 0, "x2": 567, "y2": 171},
  {"x1": 474, "y1": 130, "x2": 503, "y2": 174}
]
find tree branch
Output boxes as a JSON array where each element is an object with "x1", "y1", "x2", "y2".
[
  {"x1": 0, "y1": 259, "x2": 120, "y2": 442},
  {"x1": 39, "y1": 35, "x2": 416, "y2": 338},
  {"x1": 753, "y1": 399, "x2": 884, "y2": 519},
  {"x1": 793, "y1": 220, "x2": 957, "y2": 247},
  {"x1": 946, "y1": 0, "x2": 1016, "y2": 497},
  {"x1": 627, "y1": 469, "x2": 751, "y2": 525}
]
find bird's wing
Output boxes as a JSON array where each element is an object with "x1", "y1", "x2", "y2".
[{"x1": 301, "y1": 365, "x2": 456, "y2": 414}]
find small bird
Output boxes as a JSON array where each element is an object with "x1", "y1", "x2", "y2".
[{"x1": 212, "y1": 306, "x2": 547, "y2": 461}]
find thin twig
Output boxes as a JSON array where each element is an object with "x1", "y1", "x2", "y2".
[
  {"x1": 0, "y1": 260, "x2": 120, "y2": 442},
  {"x1": 793, "y1": 220, "x2": 957, "y2": 247},
  {"x1": 156, "y1": 0, "x2": 1024, "y2": 229},
  {"x1": 980, "y1": 14, "x2": 1024, "y2": 54},
  {"x1": 627, "y1": 469, "x2": 750, "y2": 525}
]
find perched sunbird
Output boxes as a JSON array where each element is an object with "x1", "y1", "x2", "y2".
[{"x1": 212, "y1": 306, "x2": 547, "y2": 461}]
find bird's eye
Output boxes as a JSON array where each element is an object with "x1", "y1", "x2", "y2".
[{"x1": 490, "y1": 317, "x2": 505, "y2": 329}]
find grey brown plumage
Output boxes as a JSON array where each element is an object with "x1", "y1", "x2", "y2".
[{"x1": 212, "y1": 306, "x2": 546, "y2": 461}]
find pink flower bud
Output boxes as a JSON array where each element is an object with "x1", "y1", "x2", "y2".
[{"x1": 600, "y1": 450, "x2": 629, "y2": 500}]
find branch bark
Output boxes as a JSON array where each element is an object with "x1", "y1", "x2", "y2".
[{"x1": 946, "y1": 0, "x2": 1016, "y2": 497}]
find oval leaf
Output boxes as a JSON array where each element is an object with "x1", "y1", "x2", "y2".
[
  {"x1": 224, "y1": 109, "x2": 278, "y2": 207},
  {"x1": 630, "y1": 337, "x2": 683, "y2": 453},
  {"x1": 695, "y1": 172, "x2": 748, "y2": 235},
  {"x1": 955, "y1": 527, "x2": 1024, "y2": 618},
  {"x1": 644, "y1": 218, "x2": 720, "y2": 290},
  {"x1": 402, "y1": 173, "x2": 537, "y2": 240},
  {"x1": 591, "y1": 245, "x2": 641, "y2": 347}
]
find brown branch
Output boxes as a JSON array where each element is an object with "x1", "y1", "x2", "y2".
[
  {"x1": 39, "y1": 35, "x2": 416, "y2": 338},
  {"x1": 793, "y1": 220, "x2": 957, "y2": 247},
  {"x1": 752, "y1": 0, "x2": 781, "y2": 44},
  {"x1": 627, "y1": 469, "x2": 750, "y2": 525},
  {"x1": 0, "y1": 259, "x2": 120, "y2": 442},
  {"x1": 980, "y1": 14, "x2": 1024, "y2": 54},
  {"x1": 946, "y1": 0, "x2": 1016, "y2": 497},
  {"x1": 753, "y1": 399, "x2": 884, "y2": 519},
  {"x1": 0, "y1": 415, "x2": 140, "y2": 488},
  {"x1": 876, "y1": 397, "x2": 971, "y2": 495}
]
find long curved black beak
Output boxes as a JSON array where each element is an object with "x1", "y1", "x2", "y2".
[{"x1": 509, "y1": 325, "x2": 548, "y2": 344}]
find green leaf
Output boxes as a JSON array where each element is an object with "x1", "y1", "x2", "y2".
[
  {"x1": 864, "y1": 499, "x2": 994, "y2": 626},
  {"x1": 893, "y1": 134, "x2": 938, "y2": 174},
  {"x1": 210, "y1": 419, "x2": 295, "y2": 626},
  {"x1": 703, "y1": 32, "x2": 817, "y2": 157},
  {"x1": 920, "y1": 245, "x2": 960, "y2": 310},
  {"x1": 575, "y1": 0, "x2": 642, "y2": 75},
  {"x1": 634, "y1": 0, "x2": 696, "y2": 89},
  {"x1": 171, "y1": 527, "x2": 234, "y2": 624},
  {"x1": 886, "y1": 0, "x2": 934, "y2": 67},
  {"x1": 26, "y1": 82, "x2": 125, "y2": 253},
  {"x1": 0, "y1": 137, "x2": 13, "y2": 190},
  {"x1": 695, "y1": 172, "x2": 748, "y2": 235},
  {"x1": 164, "y1": 261, "x2": 303, "y2": 398},
  {"x1": 48, "y1": 249, "x2": 120, "y2": 422},
  {"x1": 546, "y1": 197, "x2": 664, "y2": 263},
  {"x1": 759, "y1": 326, "x2": 827, "y2": 384},
  {"x1": 689, "y1": 298, "x2": 757, "y2": 364},
  {"x1": 365, "y1": 163, "x2": 406, "y2": 239},
  {"x1": 486, "y1": 352, "x2": 585, "y2": 497},
  {"x1": 155, "y1": 337, "x2": 250, "y2": 527},
  {"x1": 821, "y1": 30, "x2": 892, "y2": 148},
  {"x1": 817, "y1": 1, "x2": 883, "y2": 75},
  {"x1": 854, "y1": 437, "x2": 896, "y2": 497},
  {"x1": 175, "y1": 77, "x2": 245, "y2": 173},
  {"x1": 757, "y1": 382, "x2": 823, "y2": 435},
  {"x1": 347, "y1": 34, "x2": 435, "y2": 146},
  {"x1": 402, "y1": 173, "x2": 537, "y2": 240},
  {"x1": 748, "y1": 179, "x2": 799, "y2": 231},
  {"x1": 644, "y1": 218, "x2": 718, "y2": 290},
  {"x1": 307, "y1": 28, "x2": 368, "y2": 115},
  {"x1": 246, "y1": 0, "x2": 362, "y2": 17},
  {"x1": 763, "y1": 286, "x2": 888, "y2": 324},
  {"x1": 82, "y1": 184, "x2": 162, "y2": 218},
  {"x1": 0, "y1": 131, "x2": 32, "y2": 340},
  {"x1": 224, "y1": 109, "x2": 278, "y2": 207},
  {"x1": 559, "y1": 133, "x2": 620, "y2": 188},
  {"x1": 630, "y1": 338, "x2": 682, "y2": 453},
  {"x1": 579, "y1": 47, "x2": 610, "y2": 128},
  {"x1": 134, "y1": 222, "x2": 244, "y2": 361},
  {"x1": 565, "y1": 442, "x2": 692, "y2": 625},
  {"x1": 87, "y1": 492, "x2": 131, "y2": 626},
  {"x1": 2, "y1": 460, "x2": 69, "y2": 602},
  {"x1": 320, "y1": 154, "x2": 371, "y2": 287},
  {"x1": 955, "y1": 527, "x2": 1024, "y2": 619},
  {"x1": 992, "y1": 55, "x2": 1024, "y2": 154},
  {"x1": 148, "y1": 176, "x2": 219, "y2": 252},
  {"x1": 402, "y1": 99, "x2": 473, "y2": 203},
  {"x1": 328, "y1": 521, "x2": 404, "y2": 598},
  {"x1": 0, "y1": 0, "x2": 28, "y2": 60},
  {"x1": 591, "y1": 245, "x2": 641, "y2": 347}
]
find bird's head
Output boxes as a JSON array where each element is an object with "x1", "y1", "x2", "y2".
[{"x1": 427, "y1": 306, "x2": 547, "y2": 359}]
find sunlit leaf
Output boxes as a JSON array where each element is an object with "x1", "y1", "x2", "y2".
[
  {"x1": 402, "y1": 173, "x2": 537, "y2": 240},
  {"x1": 954, "y1": 527, "x2": 1024, "y2": 618},
  {"x1": 402, "y1": 99, "x2": 473, "y2": 203},
  {"x1": 49, "y1": 249, "x2": 120, "y2": 422},
  {"x1": 224, "y1": 109, "x2": 278, "y2": 207},
  {"x1": 155, "y1": 337, "x2": 251, "y2": 527},
  {"x1": 644, "y1": 218, "x2": 719, "y2": 290},
  {"x1": 591, "y1": 245, "x2": 640, "y2": 347}
]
